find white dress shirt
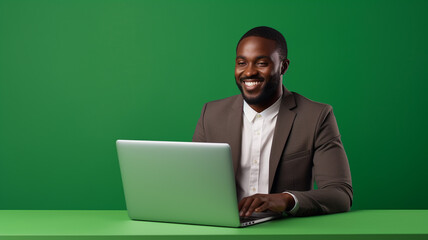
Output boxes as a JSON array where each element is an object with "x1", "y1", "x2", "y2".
[{"x1": 237, "y1": 95, "x2": 299, "y2": 214}]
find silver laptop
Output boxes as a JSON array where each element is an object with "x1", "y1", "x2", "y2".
[{"x1": 116, "y1": 140, "x2": 282, "y2": 227}]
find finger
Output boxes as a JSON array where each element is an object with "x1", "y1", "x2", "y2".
[
  {"x1": 239, "y1": 197, "x2": 255, "y2": 217},
  {"x1": 245, "y1": 198, "x2": 262, "y2": 217},
  {"x1": 255, "y1": 202, "x2": 269, "y2": 212},
  {"x1": 240, "y1": 198, "x2": 253, "y2": 216},
  {"x1": 238, "y1": 197, "x2": 246, "y2": 211}
]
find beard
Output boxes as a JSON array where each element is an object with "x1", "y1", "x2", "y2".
[{"x1": 236, "y1": 72, "x2": 281, "y2": 105}]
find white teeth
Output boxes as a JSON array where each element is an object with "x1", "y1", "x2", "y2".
[{"x1": 244, "y1": 81, "x2": 261, "y2": 86}]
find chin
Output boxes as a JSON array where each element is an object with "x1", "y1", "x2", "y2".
[
  {"x1": 236, "y1": 81, "x2": 275, "y2": 105},
  {"x1": 242, "y1": 93, "x2": 264, "y2": 105}
]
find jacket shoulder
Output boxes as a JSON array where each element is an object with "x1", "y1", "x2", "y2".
[{"x1": 292, "y1": 91, "x2": 332, "y2": 114}]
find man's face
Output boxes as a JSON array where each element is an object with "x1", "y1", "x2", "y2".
[{"x1": 235, "y1": 36, "x2": 284, "y2": 106}]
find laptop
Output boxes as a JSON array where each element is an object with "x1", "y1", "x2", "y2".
[{"x1": 116, "y1": 140, "x2": 282, "y2": 227}]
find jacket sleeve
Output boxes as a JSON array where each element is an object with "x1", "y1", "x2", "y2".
[
  {"x1": 192, "y1": 103, "x2": 208, "y2": 142},
  {"x1": 288, "y1": 105, "x2": 353, "y2": 216}
]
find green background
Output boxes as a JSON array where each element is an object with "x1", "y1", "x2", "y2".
[{"x1": 0, "y1": 0, "x2": 427, "y2": 210}]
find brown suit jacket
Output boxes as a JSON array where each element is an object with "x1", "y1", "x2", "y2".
[{"x1": 192, "y1": 87, "x2": 353, "y2": 216}]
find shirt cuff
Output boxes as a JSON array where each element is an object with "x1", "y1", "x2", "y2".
[{"x1": 283, "y1": 191, "x2": 299, "y2": 216}]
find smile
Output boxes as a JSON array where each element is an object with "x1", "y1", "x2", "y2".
[{"x1": 243, "y1": 81, "x2": 262, "y2": 86}]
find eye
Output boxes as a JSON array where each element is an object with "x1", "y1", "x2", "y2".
[
  {"x1": 257, "y1": 62, "x2": 268, "y2": 66},
  {"x1": 237, "y1": 61, "x2": 246, "y2": 66}
]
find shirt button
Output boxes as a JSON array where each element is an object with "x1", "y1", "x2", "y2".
[{"x1": 252, "y1": 187, "x2": 256, "y2": 192}]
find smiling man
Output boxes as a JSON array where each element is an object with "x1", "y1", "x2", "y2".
[{"x1": 193, "y1": 26, "x2": 352, "y2": 217}]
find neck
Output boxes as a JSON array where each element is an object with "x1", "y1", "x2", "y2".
[{"x1": 248, "y1": 87, "x2": 283, "y2": 113}]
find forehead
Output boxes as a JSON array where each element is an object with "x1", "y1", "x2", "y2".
[{"x1": 236, "y1": 36, "x2": 279, "y2": 59}]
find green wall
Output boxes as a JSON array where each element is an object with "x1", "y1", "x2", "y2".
[{"x1": 1, "y1": 0, "x2": 427, "y2": 210}]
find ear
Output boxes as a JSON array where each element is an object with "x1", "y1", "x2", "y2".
[{"x1": 280, "y1": 59, "x2": 290, "y2": 75}]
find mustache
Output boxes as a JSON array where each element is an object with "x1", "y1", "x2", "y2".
[{"x1": 240, "y1": 76, "x2": 264, "y2": 82}]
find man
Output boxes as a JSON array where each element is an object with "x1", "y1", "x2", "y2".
[{"x1": 193, "y1": 26, "x2": 352, "y2": 217}]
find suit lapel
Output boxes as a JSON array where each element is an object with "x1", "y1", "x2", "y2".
[
  {"x1": 268, "y1": 88, "x2": 297, "y2": 192},
  {"x1": 227, "y1": 95, "x2": 243, "y2": 176}
]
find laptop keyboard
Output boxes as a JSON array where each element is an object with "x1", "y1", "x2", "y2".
[
  {"x1": 240, "y1": 216, "x2": 260, "y2": 222},
  {"x1": 239, "y1": 211, "x2": 280, "y2": 224}
]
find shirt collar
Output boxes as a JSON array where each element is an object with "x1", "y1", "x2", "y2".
[{"x1": 243, "y1": 94, "x2": 283, "y2": 123}]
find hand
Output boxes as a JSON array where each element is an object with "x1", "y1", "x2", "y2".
[{"x1": 238, "y1": 193, "x2": 295, "y2": 217}]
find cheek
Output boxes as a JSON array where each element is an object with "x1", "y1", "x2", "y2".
[
  {"x1": 259, "y1": 69, "x2": 271, "y2": 79},
  {"x1": 234, "y1": 69, "x2": 241, "y2": 80},
  {"x1": 264, "y1": 67, "x2": 277, "y2": 78}
]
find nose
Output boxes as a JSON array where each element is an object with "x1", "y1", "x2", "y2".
[{"x1": 244, "y1": 63, "x2": 258, "y2": 77}]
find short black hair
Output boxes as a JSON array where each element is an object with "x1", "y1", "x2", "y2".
[{"x1": 237, "y1": 26, "x2": 288, "y2": 60}]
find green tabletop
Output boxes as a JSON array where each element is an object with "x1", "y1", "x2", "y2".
[{"x1": 0, "y1": 210, "x2": 427, "y2": 239}]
